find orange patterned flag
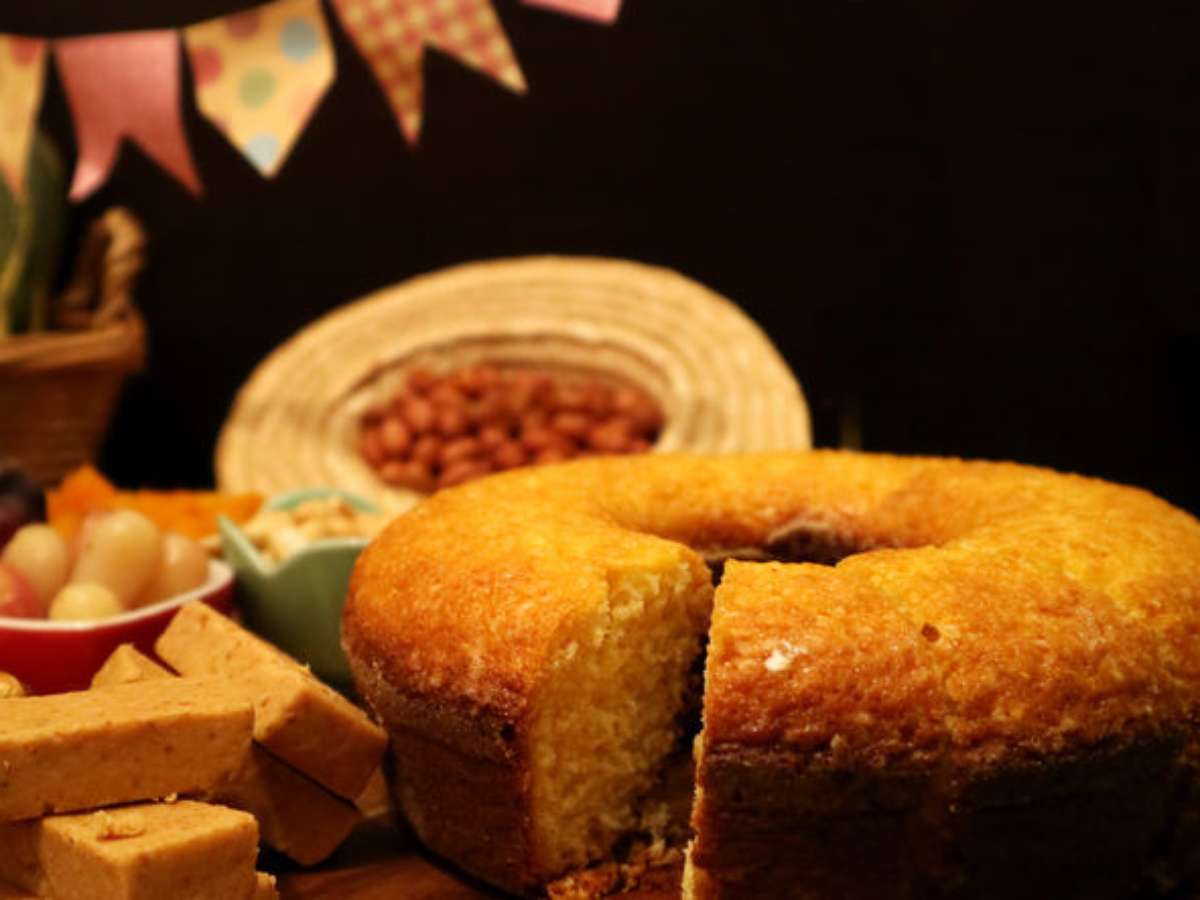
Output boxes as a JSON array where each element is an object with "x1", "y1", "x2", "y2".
[
  {"x1": 56, "y1": 32, "x2": 201, "y2": 200},
  {"x1": 185, "y1": 0, "x2": 335, "y2": 176},
  {"x1": 0, "y1": 36, "x2": 47, "y2": 196},
  {"x1": 331, "y1": 0, "x2": 526, "y2": 143}
]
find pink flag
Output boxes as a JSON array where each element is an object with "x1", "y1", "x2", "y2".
[
  {"x1": 56, "y1": 32, "x2": 201, "y2": 200},
  {"x1": 522, "y1": 0, "x2": 622, "y2": 24},
  {"x1": 332, "y1": 0, "x2": 526, "y2": 144}
]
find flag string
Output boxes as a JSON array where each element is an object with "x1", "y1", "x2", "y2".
[{"x1": 0, "y1": 0, "x2": 622, "y2": 199}]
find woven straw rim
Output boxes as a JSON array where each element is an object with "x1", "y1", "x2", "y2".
[
  {"x1": 217, "y1": 256, "x2": 810, "y2": 510},
  {"x1": 0, "y1": 207, "x2": 146, "y2": 375},
  {"x1": 0, "y1": 315, "x2": 144, "y2": 374}
]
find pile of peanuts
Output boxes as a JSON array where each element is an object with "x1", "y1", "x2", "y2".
[{"x1": 358, "y1": 365, "x2": 664, "y2": 492}]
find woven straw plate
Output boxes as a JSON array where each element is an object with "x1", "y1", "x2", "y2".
[{"x1": 216, "y1": 257, "x2": 810, "y2": 511}]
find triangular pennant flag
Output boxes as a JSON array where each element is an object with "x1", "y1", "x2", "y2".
[
  {"x1": 522, "y1": 0, "x2": 622, "y2": 24},
  {"x1": 56, "y1": 32, "x2": 201, "y2": 200},
  {"x1": 0, "y1": 36, "x2": 47, "y2": 197},
  {"x1": 331, "y1": 0, "x2": 526, "y2": 143},
  {"x1": 184, "y1": 0, "x2": 335, "y2": 177}
]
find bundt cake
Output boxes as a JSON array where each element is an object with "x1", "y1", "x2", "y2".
[{"x1": 342, "y1": 451, "x2": 1200, "y2": 898}]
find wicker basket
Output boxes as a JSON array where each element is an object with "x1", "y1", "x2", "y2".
[{"x1": 0, "y1": 209, "x2": 147, "y2": 487}]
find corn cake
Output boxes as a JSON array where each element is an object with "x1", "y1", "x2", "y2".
[{"x1": 345, "y1": 451, "x2": 1200, "y2": 897}]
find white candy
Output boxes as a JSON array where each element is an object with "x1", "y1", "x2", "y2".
[
  {"x1": 2, "y1": 524, "x2": 69, "y2": 608},
  {"x1": 137, "y1": 532, "x2": 209, "y2": 607},
  {"x1": 49, "y1": 583, "x2": 124, "y2": 621},
  {"x1": 70, "y1": 510, "x2": 163, "y2": 607}
]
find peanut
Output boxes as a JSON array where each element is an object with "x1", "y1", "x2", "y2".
[
  {"x1": 588, "y1": 416, "x2": 635, "y2": 453},
  {"x1": 359, "y1": 427, "x2": 386, "y2": 467},
  {"x1": 411, "y1": 434, "x2": 442, "y2": 466},
  {"x1": 378, "y1": 460, "x2": 407, "y2": 485},
  {"x1": 400, "y1": 395, "x2": 436, "y2": 434},
  {"x1": 550, "y1": 411, "x2": 590, "y2": 440},
  {"x1": 555, "y1": 385, "x2": 589, "y2": 412},
  {"x1": 505, "y1": 383, "x2": 536, "y2": 417},
  {"x1": 380, "y1": 460, "x2": 434, "y2": 492},
  {"x1": 380, "y1": 417, "x2": 413, "y2": 456},
  {"x1": 439, "y1": 459, "x2": 492, "y2": 489},
  {"x1": 440, "y1": 436, "x2": 483, "y2": 467},
  {"x1": 614, "y1": 387, "x2": 664, "y2": 431},
  {"x1": 430, "y1": 382, "x2": 465, "y2": 409},
  {"x1": 436, "y1": 406, "x2": 470, "y2": 438},
  {"x1": 452, "y1": 366, "x2": 492, "y2": 397},
  {"x1": 473, "y1": 391, "x2": 509, "y2": 425},
  {"x1": 406, "y1": 367, "x2": 438, "y2": 394},
  {"x1": 493, "y1": 441, "x2": 528, "y2": 470},
  {"x1": 534, "y1": 446, "x2": 574, "y2": 466},
  {"x1": 520, "y1": 409, "x2": 550, "y2": 434},
  {"x1": 475, "y1": 365, "x2": 503, "y2": 391},
  {"x1": 521, "y1": 425, "x2": 563, "y2": 453},
  {"x1": 588, "y1": 384, "x2": 613, "y2": 414},
  {"x1": 478, "y1": 424, "x2": 509, "y2": 450}
]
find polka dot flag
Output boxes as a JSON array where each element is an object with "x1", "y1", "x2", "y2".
[
  {"x1": 0, "y1": 36, "x2": 47, "y2": 197},
  {"x1": 184, "y1": 0, "x2": 334, "y2": 176},
  {"x1": 331, "y1": 0, "x2": 526, "y2": 144}
]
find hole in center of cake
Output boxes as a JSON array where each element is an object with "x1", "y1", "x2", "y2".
[{"x1": 706, "y1": 520, "x2": 876, "y2": 586}]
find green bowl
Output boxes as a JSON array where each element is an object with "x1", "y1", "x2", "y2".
[{"x1": 218, "y1": 488, "x2": 381, "y2": 688}]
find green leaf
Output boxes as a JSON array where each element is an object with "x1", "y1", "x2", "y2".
[
  {"x1": 5, "y1": 133, "x2": 67, "y2": 335},
  {"x1": 20, "y1": 133, "x2": 68, "y2": 332},
  {"x1": 0, "y1": 172, "x2": 30, "y2": 337}
]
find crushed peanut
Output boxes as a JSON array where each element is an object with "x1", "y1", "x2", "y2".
[
  {"x1": 242, "y1": 497, "x2": 387, "y2": 565},
  {"x1": 0, "y1": 672, "x2": 25, "y2": 699},
  {"x1": 93, "y1": 810, "x2": 147, "y2": 840}
]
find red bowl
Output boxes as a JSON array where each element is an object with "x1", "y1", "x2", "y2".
[{"x1": 0, "y1": 560, "x2": 234, "y2": 695}]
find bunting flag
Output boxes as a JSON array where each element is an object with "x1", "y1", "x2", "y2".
[
  {"x1": 184, "y1": 0, "x2": 334, "y2": 176},
  {"x1": 0, "y1": 36, "x2": 47, "y2": 197},
  {"x1": 56, "y1": 32, "x2": 202, "y2": 200},
  {"x1": 331, "y1": 0, "x2": 526, "y2": 143},
  {"x1": 0, "y1": 0, "x2": 623, "y2": 201},
  {"x1": 522, "y1": 0, "x2": 622, "y2": 24}
]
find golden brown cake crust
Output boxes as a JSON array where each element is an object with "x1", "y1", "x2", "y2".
[{"x1": 343, "y1": 451, "x2": 1200, "y2": 895}]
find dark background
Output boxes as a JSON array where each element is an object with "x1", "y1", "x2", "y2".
[{"x1": 4, "y1": 1, "x2": 1198, "y2": 511}]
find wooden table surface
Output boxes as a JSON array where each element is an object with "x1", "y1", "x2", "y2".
[
  {"x1": 274, "y1": 780, "x2": 680, "y2": 900},
  {"x1": 276, "y1": 819, "x2": 681, "y2": 899},
  {"x1": 275, "y1": 817, "x2": 495, "y2": 900}
]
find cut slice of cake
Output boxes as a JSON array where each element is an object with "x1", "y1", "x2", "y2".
[{"x1": 684, "y1": 561, "x2": 948, "y2": 898}]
